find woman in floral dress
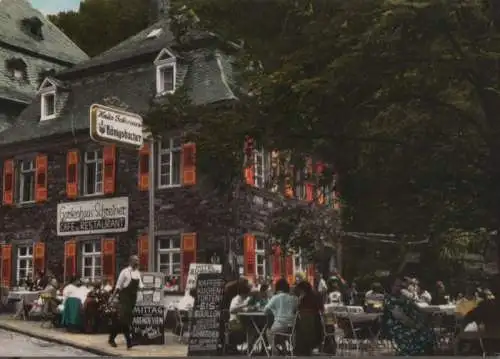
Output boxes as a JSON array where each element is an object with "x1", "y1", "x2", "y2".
[{"x1": 383, "y1": 277, "x2": 436, "y2": 356}]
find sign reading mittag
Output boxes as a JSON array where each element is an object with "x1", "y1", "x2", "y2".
[
  {"x1": 57, "y1": 197, "x2": 129, "y2": 236},
  {"x1": 90, "y1": 104, "x2": 143, "y2": 148}
]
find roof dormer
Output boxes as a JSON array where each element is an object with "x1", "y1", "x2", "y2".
[
  {"x1": 21, "y1": 17, "x2": 44, "y2": 41},
  {"x1": 154, "y1": 48, "x2": 177, "y2": 95},
  {"x1": 5, "y1": 58, "x2": 28, "y2": 82},
  {"x1": 37, "y1": 77, "x2": 60, "y2": 121}
]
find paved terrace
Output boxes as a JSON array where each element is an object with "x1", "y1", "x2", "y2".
[{"x1": 0, "y1": 315, "x2": 187, "y2": 356}]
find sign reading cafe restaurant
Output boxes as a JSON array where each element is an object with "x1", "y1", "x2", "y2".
[{"x1": 57, "y1": 197, "x2": 129, "y2": 236}]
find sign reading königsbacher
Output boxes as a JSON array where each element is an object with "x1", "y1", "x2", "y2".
[
  {"x1": 89, "y1": 103, "x2": 144, "y2": 148},
  {"x1": 57, "y1": 197, "x2": 129, "y2": 236}
]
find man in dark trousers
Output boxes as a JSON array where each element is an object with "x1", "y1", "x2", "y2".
[{"x1": 108, "y1": 255, "x2": 143, "y2": 348}]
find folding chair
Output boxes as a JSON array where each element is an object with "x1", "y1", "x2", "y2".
[
  {"x1": 269, "y1": 312, "x2": 299, "y2": 356},
  {"x1": 175, "y1": 309, "x2": 191, "y2": 343},
  {"x1": 319, "y1": 311, "x2": 337, "y2": 354}
]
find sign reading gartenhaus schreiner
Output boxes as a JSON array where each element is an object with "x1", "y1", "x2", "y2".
[{"x1": 57, "y1": 197, "x2": 129, "y2": 236}]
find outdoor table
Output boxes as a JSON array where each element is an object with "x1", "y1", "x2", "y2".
[
  {"x1": 325, "y1": 304, "x2": 364, "y2": 314},
  {"x1": 7, "y1": 290, "x2": 41, "y2": 319},
  {"x1": 238, "y1": 311, "x2": 270, "y2": 357}
]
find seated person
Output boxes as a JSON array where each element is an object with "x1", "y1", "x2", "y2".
[
  {"x1": 227, "y1": 280, "x2": 251, "y2": 351},
  {"x1": 177, "y1": 288, "x2": 196, "y2": 311},
  {"x1": 458, "y1": 278, "x2": 500, "y2": 354},
  {"x1": 265, "y1": 279, "x2": 298, "y2": 355},
  {"x1": 365, "y1": 282, "x2": 385, "y2": 311},
  {"x1": 248, "y1": 283, "x2": 269, "y2": 308},
  {"x1": 456, "y1": 288, "x2": 478, "y2": 317},
  {"x1": 328, "y1": 282, "x2": 343, "y2": 305}
]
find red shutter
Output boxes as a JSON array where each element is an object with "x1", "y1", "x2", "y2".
[
  {"x1": 137, "y1": 234, "x2": 149, "y2": 271},
  {"x1": 66, "y1": 150, "x2": 79, "y2": 199},
  {"x1": 103, "y1": 145, "x2": 116, "y2": 195},
  {"x1": 102, "y1": 238, "x2": 116, "y2": 285},
  {"x1": 272, "y1": 245, "x2": 281, "y2": 283},
  {"x1": 181, "y1": 233, "x2": 197, "y2": 291},
  {"x1": 334, "y1": 191, "x2": 341, "y2": 210},
  {"x1": 286, "y1": 255, "x2": 294, "y2": 285},
  {"x1": 182, "y1": 143, "x2": 196, "y2": 186},
  {"x1": 315, "y1": 162, "x2": 325, "y2": 204},
  {"x1": 33, "y1": 242, "x2": 46, "y2": 276},
  {"x1": 285, "y1": 165, "x2": 294, "y2": 197},
  {"x1": 243, "y1": 234, "x2": 256, "y2": 281},
  {"x1": 35, "y1": 154, "x2": 48, "y2": 203},
  {"x1": 1, "y1": 244, "x2": 12, "y2": 287},
  {"x1": 306, "y1": 264, "x2": 315, "y2": 286},
  {"x1": 305, "y1": 183, "x2": 314, "y2": 202},
  {"x1": 138, "y1": 144, "x2": 150, "y2": 191},
  {"x1": 244, "y1": 166, "x2": 254, "y2": 185},
  {"x1": 244, "y1": 136, "x2": 255, "y2": 186},
  {"x1": 2, "y1": 159, "x2": 14, "y2": 205},
  {"x1": 64, "y1": 240, "x2": 77, "y2": 282}
]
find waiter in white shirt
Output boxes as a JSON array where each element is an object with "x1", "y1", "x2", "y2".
[{"x1": 108, "y1": 255, "x2": 143, "y2": 349}]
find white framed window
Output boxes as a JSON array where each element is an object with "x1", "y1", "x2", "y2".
[
  {"x1": 254, "y1": 147, "x2": 269, "y2": 188},
  {"x1": 154, "y1": 48, "x2": 177, "y2": 95},
  {"x1": 81, "y1": 240, "x2": 101, "y2": 282},
  {"x1": 41, "y1": 91, "x2": 56, "y2": 121},
  {"x1": 295, "y1": 168, "x2": 306, "y2": 200},
  {"x1": 156, "y1": 235, "x2": 181, "y2": 277},
  {"x1": 83, "y1": 149, "x2": 103, "y2": 195},
  {"x1": 18, "y1": 159, "x2": 36, "y2": 203},
  {"x1": 16, "y1": 245, "x2": 33, "y2": 284},
  {"x1": 156, "y1": 64, "x2": 176, "y2": 94},
  {"x1": 255, "y1": 237, "x2": 267, "y2": 280},
  {"x1": 294, "y1": 250, "x2": 305, "y2": 275},
  {"x1": 158, "y1": 138, "x2": 182, "y2": 188}
]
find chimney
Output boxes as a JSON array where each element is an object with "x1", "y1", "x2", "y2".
[{"x1": 149, "y1": 0, "x2": 169, "y2": 24}]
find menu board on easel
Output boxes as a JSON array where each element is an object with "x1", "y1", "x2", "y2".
[
  {"x1": 187, "y1": 272, "x2": 225, "y2": 356},
  {"x1": 131, "y1": 272, "x2": 166, "y2": 345}
]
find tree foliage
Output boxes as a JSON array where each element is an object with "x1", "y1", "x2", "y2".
[
  {"x1": 49, "y1": 0, "x2": 151, "y2": 56},
  {"x1": 157, "y1": 0, "x2": 500, "y2": 266}
]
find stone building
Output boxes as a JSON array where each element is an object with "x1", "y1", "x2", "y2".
[
  {"x1": 0, "y1": 0, "x2": 87, "y2": 127},
  {"x1": 0, "y1": 9, "x2": 331, "y2": 292}
]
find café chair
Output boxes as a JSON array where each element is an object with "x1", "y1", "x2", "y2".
[{"x1": 269, "y1": 312, "x2": 299, "y2": 356}]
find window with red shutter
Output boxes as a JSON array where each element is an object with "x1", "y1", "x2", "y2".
[
  {"x1": 66, "y1": 150, "x2": 79, "y2": 199},
  {"x1": 243, "y1": 234, "x2": 256, "y2": 281},
  {"x1": 64, "y1": 240, "x2": 76, "y2": 282},
  {"x1": 3, "y1": 159, "x2": 14, "y2": 205},
  {"x1": 103, "y1": 145, "x2": 116, "y2": 195},
  {"x1": 35, "y1": 154, "x2": 48, "y2": 202},
  {"x1": 33, "y1": 242, "x2": 45, "y2": 276},
  {"x1": 181, "y1": 233, "x2": 196, "y2": 291},
  {"x1": 181, "y1": 143, "x2": 196, "y2": 186},
  {"x1": 137, "y1": 234, "x2": 149, "y2": 271},
  {"x1": 101, "y1": 238, "x2": 116, "y2": 285},
  {"x1": 138, "y1": 144, "x2": 150, "y2": 191},
  {"x1": 1, "y1": 244, "x2": 12, "y2": 287}
]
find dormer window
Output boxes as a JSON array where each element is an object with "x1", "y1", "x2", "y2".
[
  {"x1": 154, "y1": 48, "x2": 176, "y2": 95},
  {"x1": 38, "y1": 78, "x2": 59, "y2": 121},
  {"x1": 41, "y1": 92, "x2": 56, "y2": 120},
  {"x1": 5, "y1": 58, "x2": 28, "y2": 82},
  {"x1": 21, "y1": 17, "x2": 44, "y2": 41}
]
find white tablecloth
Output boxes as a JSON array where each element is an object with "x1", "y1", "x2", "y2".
[
  {"x1": 417, "y1": 303, "x2": 456, "y2": 314},
  {"x1": 325, "y1": 304, "x2": 364, "y2": 314},
  {"x1": 8, "y1": 290, "x2": 41, "y2": 303}
]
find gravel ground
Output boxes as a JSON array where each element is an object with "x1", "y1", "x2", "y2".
[{"x1": 0, "y1": 329, "x2": 97, "y2": 356}]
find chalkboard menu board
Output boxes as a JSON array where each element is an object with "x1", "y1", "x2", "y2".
[
  {"x1": 131, "y1": 304, "x2": 165, "y2": 345},
  {"x1": 187, "y1": 272, "x2": 225, "y2": 356}
]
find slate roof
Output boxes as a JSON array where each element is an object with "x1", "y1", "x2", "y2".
[
  {"x1": 0, "y1": 18, "x2": 238, "y2": 146},
  {"x1": 0, "y1": 0, "x2": 88, "y2": 64}
]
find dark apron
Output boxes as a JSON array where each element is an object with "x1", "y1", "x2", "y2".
[{"x1": 119, "y1": 277, "x2": 140, "y2": 326}]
